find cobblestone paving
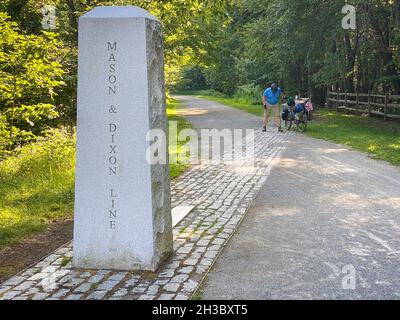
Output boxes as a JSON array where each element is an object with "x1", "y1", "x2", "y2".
[{"x1": 0, "y1": 129, "x2": 290, "y2": 300}]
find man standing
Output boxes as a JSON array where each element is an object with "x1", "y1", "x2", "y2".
[{"x1": 262, "y1": 83, "x2": 285, "y2": 132}]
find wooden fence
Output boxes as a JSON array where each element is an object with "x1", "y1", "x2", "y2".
[{"x1": 327, "y1": 91, "x2": 400, "y2": 121}]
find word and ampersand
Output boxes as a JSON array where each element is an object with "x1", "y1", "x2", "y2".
[{"x1": 107, "y1": 41, "x2": 118, "y2": 231}]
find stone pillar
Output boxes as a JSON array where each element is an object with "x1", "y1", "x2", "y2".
[{"x1": 73, "y1": 6, "x2": 173, "y2": 271}]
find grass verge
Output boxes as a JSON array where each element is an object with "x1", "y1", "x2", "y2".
[
  {"x1": 306, "y1": 109, "x2": 400, "y2": 166},
  {"x1": 0, "y1": 129, "x2": 75, "y2": 250},
  {"x1": 0, "y1": 100, "x2": 193, "y2": 250},
  {"x1": 167, "y1": 99, "x2": 194, "y2": 178}
]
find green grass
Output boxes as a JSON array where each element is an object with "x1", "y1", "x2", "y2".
[
  {"x1": 0, "y1": 129, "x2": 76, "y2": 249},
  {"x1": 195, "y1": 93, "x2": 400, "y2": 167},
  {"x1": 90, "y1": 282, "x2": 99, "y2": 290},
  {"x1": 0, "y1": 266, "x2": 15, "y2": 279},
  {"x1": 60, "y1": 256, "x2": 72, "y2": 268},
  {"x1": 191, "y1": 277, "x2": 207, "y2": 300},
  {"x1": 167, "y1": 99, "x2": 194, "y2": 178},
  {"x1": 0, "y1": 101, "x2": 193, "y2": 249},
  {"x1": 306, "y1": 109, "x2": 400, "y2": 166},
  {"x1": 179, "y1": 226, "x2": 188, "y2": 234}
]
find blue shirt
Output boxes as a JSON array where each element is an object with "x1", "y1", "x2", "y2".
[{"x1": 263, "y1": 87, "x2": 282, "y2": 105}]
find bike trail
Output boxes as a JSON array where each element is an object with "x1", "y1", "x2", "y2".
[{"x1": 178, "y1": 96, "x2": 400, "y2": 300}]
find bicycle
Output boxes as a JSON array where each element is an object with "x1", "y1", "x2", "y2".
[{"x1": 282, "y1": 102, "x2": 309, "y2": 132}]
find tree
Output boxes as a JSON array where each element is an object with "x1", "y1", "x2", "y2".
[
  {"x1": 0, "y1": 13, "x2": 65, "y2": 156},
  {"x1": 186, "y1": 0, "x2": 399, "y2": 101}
]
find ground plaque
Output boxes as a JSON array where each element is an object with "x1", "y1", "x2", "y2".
[{"x1": 73, "y1": 6, "x2": 173, "y2": 271}]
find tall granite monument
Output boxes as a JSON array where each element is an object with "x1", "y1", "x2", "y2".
[{"x1": 73, "y1": 6, "x2": 173, "y2": 271}]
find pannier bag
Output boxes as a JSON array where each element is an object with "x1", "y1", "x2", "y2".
[{"x1": 295, "y1": 103, "x2": 305, "y2": 113}]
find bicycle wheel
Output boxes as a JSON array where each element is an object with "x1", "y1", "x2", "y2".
[
  {"x1": 297, "y1": 113, "x2": 308, "y2": 132},
  {"x1": 284, "y1": 112, "x2": 293, "y2": 130}
]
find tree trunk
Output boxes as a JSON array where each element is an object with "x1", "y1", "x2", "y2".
[{"x1": 367, "y1": 6, "x2": 400, "y2": 93}]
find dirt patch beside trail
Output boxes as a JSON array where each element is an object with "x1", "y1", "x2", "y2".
[{"x1": 0, "y1": 219, "x2": 73, "y2": 283}]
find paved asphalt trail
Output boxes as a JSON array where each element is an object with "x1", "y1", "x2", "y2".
[
  {"x1": 177, "y1": 96, "x2": 400, "y2": 300},
  {"x1": 174, "y1": 95, "x2": 261, "y2": 131}
]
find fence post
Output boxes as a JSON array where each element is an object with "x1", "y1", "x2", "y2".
[
  {"x1": 384, "y1": 93, "x2": 388, "y2": 121},
  {"x1": 327, "y1": 91, "x2": 330, "y2": 108},
  {"x1": 326, "y1": 91, "x2": 329, "y2": 108},
  {"x1": 344, "y1": 91, "x2": 347, "y2": 113},
  {"x1": 368, "y1": 91, "x2": 371, "y2": 115},
  {"x1": 356, "y1": 90, "x2": 359, "y2": 111},
  {"x1": 336, "y1": 91, "x2": 339, "y2": 111}
]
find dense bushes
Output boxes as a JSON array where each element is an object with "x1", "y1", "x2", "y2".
[
  {"x1": 0, "y1": 13, "x2": 66, "y2": 158},
  {"x1": 234, "y1": 85, "x2": 263, "y2": 105},
  {"x1": 173, "y1": 65, "x2": 209, "y2": 92}
]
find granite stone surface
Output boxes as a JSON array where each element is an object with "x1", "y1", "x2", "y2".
[{"x1": 73, "y1": 6, "x2": 172, "y2": 271}]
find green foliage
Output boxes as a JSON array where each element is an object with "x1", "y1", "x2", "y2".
[
  {"x1": 203, "y1": 17, "x2": 242, "y2": 95},
  {"x1": 0, "y1": 0, "x2": 43, "y2": 34},
  {"x1": 173, "y1": 65, "x2": 208, "y2": 92},
  {"x1": 185, "y1": 0, "x2": 400, "y2": 99},
  {"x1": 234, "y1": 84, "x2": 263, "y2": 105},
  {"x1": 0, "y1": 12, "x2": 66, "y2": 157}
]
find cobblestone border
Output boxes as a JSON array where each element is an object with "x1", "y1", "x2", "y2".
[{"x1": 0, "y1": 129, "x2": 290, "y2": 300}]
